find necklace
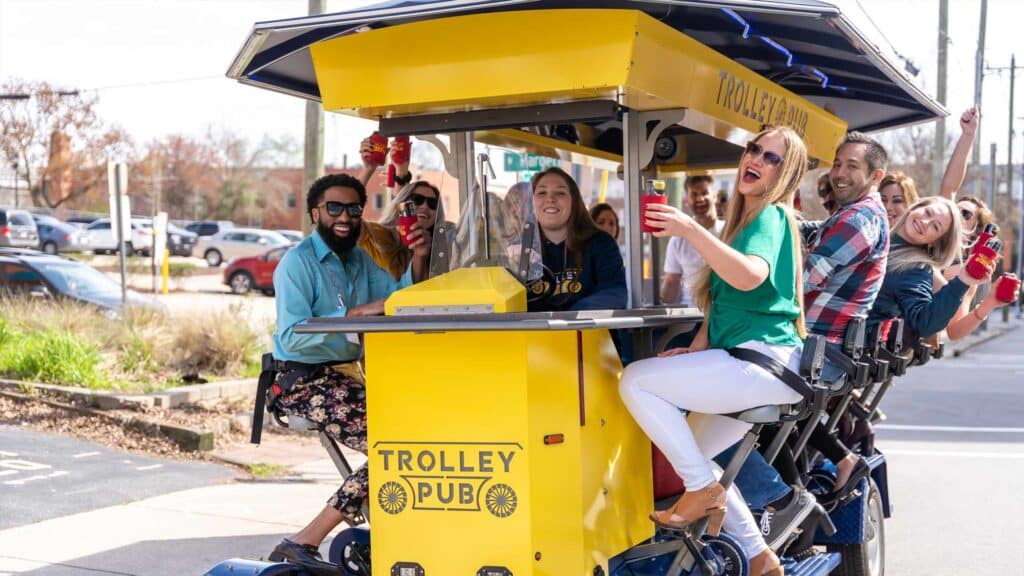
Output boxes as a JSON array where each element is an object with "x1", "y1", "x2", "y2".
[{"x1": 323, "y1": 252, "x2": 360, "y2": 309}]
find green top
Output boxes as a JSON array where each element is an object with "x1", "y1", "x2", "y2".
[{"x1": 709, "y1": 204, "x2": 801, "y2": 349}]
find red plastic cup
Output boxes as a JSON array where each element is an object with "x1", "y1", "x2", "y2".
[
  {"x1": 397, "y1": 201, "x2": 418, "y2": 247},
  {"x1": 387, "y1": 163, "x2": 396, "y2": 187},
  {"x1": 995, "y1": 274, "x2": 1021, "y2": 303},
  {"x1": 965, "y1": 245, "x2": 997, "y2": 280},
  {"x1": 640, "y1": 194, "x2": 668, "y2": 233},
  {"x1": 391, "y1": 135, "x2": 411, "y2": 165},
  {"x1": 368, "y1": 132, "x2": 387, "y2": 165}
]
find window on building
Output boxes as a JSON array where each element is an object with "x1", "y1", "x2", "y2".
[
  {"x1": 374, "y1": 193, "x2": 385, "y2": 210},
  {"x1": 286, "y1": 192, "x2": 296, "y2": 209}
]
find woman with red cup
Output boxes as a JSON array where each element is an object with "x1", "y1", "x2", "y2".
[{"x1": 866, "y1": 196, "x2": 1005, "y2": 341}]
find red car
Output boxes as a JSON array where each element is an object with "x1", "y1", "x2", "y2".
[{"x1": 223, "y1": 244, "x2": 292, "y2": 296}]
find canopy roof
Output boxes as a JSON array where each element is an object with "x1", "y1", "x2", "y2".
[{"x1": 227, "y1": 0, "x2": 944, "y2": 133}]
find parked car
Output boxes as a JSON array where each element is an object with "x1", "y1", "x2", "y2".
[
  {"x1": 196, "y1": 228, "x2": 291, "y2": 267},
  {"x1": 276, "y1": 229, "x2": 304, "y2": 243},
  {"x1": 223, "y1": 243, "x2": 292, "y2": 296},
  {"x1": 0, "y1": 208, "x2": 40, "y2": 249},
  {"x1": 81, "y1": 218, "x2": 154, "y2": 256},
  {"x1": 64, "y1": 215, "x2": 101, "y2": 228},
  {"x1": 132, "y1": 218, "x2": 198, "y2": 257},
  {"x1": 32, "y1": 215, "x2": 91, "y2": 254},
  {"x1": 185, "y1": 220, "x2": 235, "y2": 237},
  {"x1": 167, "y1": 223, "x2": 198, "y2": 257},
  {"x1": 0, "y1": 248, "x2": 165, "y2": 317}
]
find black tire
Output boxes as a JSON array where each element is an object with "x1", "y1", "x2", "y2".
[
  {"x1": 828, "y1": 479, "x2": 885, "y2": 576},
  {"x1": 229, "y1": 271, "x2": 254, "y2": 295},
  {"x1": 261, "y1": 288, "x2": 276, "y2": 297},
  {"x1": 123, "y1": 242, "x2": 134, "y2": 257},
  {"x1": 42, "y1": 241, "x2": 58, "y2": 255},
  {"x1": 205, "y1": 249, "x2": 223, "y2": 267}
]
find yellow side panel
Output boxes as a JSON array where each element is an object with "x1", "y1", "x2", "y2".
[
  {"x1": 364, "y1": 328, "x2": 653, "y2": 575},
  {"x1": 385, "y1": 267, "x2": 527, "y2": 314}
]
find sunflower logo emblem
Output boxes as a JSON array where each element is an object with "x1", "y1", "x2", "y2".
[
  {"x1": 485, "y1": 483, "x2": 517, "y2": 518},
  {"x1": 378, "y1": 481, "x2": 407, "y2": 515}
]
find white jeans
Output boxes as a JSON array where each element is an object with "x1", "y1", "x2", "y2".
[{"x1": 619, "y1": 340, "x2": 803, "y2": 558}]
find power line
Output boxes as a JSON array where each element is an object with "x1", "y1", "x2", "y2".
[
  {"x1": 83, "y1": 75, "x2": 222, "y2": 92},
  {"x1": 854, "y1": 0, "x2": 921, "y2": 73}
]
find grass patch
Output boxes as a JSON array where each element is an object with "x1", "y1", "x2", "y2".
[
  {"x1": 248, "y1": 463, "x2": 286, "y2": 477},
  {"x1": 0, "y1": 297, "x2": 270, "y2": 393}
]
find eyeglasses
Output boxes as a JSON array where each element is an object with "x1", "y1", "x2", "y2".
[
  {"x1": 960, "y1": 208, "x2": 976, "y2": 221},
  {"x1": 318, "y1": 201, "x2": 363, "y2": 218},
  {"x1": 744, "y1": 141, "x2": 784, "y2": 167},
  {"x1": 410, "y1": 193, "x2": 439, "y2": 210}
]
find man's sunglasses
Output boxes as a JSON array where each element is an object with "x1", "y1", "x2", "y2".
[
  {"x1": 960, "y1": 208, "x2": 976, "y2": 221},
  {"x1": 319, "y1": 201, "x2": 363, "y2": 218},
  {"x1": 410, "y1": 193, "x2": 439, "y2": 210},
  {"x1": 744, "y1": 141, "x2": 784, "y2": 167}
]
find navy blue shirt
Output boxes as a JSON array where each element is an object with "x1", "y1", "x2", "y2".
[
  {"x1": 527, "y1": 231, "x2": 626, "y2": 312},
  {"x1": 867, "y1": 241, "x2": 969, "y2": 339}
]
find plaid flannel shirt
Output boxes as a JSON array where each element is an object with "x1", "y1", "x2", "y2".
[{"x1": 803, "y1": 192, "x2": 890, "y2": 344}]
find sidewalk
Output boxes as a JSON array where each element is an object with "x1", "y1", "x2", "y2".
[{"x1": 0, "y1": 434, "x2": 360, "y2": 576}]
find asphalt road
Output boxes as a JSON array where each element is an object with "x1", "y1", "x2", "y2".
[
  {"x1": 0, "y1": 426, "x2": 236, "y2": 530},
  {"x1": 875, "y1": 321, "x2": 1024, "y2": 575}
]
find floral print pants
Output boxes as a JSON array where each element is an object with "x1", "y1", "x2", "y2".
[{"x1": 274, "y1": 362, "x2": 368, "y2": 521}]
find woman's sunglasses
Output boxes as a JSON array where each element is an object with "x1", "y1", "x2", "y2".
[
  {"x1": 410, "y1": 193, "x2": 439, "y2": 210},
  {"x1": 319, "y1": 201, "x2": 363, "y2": 218},
  {"x1": 960, "y1": 208, "x2": 976, "y2": 221},
  {"x1": 744, "y1": 141, "x2": 784, "y2": 167}
]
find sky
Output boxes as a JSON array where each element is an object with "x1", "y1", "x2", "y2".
[{"x1": 0, "y1": 0, "x2": 1022, "y2": 171}]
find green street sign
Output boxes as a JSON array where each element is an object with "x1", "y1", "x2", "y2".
[{"x1": 503, "y1": 153, "x2": 560, "y2": 172}]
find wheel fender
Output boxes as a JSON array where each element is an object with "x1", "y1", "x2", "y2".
[{"x1": 204, "y1": 558, "x2": 307, "y2": 575}]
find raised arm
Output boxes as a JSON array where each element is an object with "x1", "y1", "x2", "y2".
[{"x1": 939, "y1": 107, "x2": 980, "y2": 200}]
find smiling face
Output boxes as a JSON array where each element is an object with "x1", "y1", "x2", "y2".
[
  {"x1": 685, "y1": 179, "x2": 716, "y2": 219},
  {"x1": 410, "y1": 184, "x2": 439, "y2": 229},
  {"x1": 880, "y1": 183, "x2": 908, "y2": 228},
  {"x1": 737, "y1": 132, "x2": 786, "y2": 198},
  {"x1": 899, "y1": 201, "x2": 953, "y2": 247},
  {"x1": 312, "y1": 185, "x2": 363, "y2": 254},
  {"x1": 533, "y1": 172, "x2": 573, "y2": 234},
  {"x1": 830, "y1": 143, "x2": 879, "y2": 206}
]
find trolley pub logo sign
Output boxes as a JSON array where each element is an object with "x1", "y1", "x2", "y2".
[
  {"x1": 714, "y1": 69, "x2": 810, "y2": 137},
  {"x1": 374, "y1": 441, "x2": 521, "y2": 518}
]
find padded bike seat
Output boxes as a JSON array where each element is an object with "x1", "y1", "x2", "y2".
[{"x1": 728, "y1": 404, "x2": 800, "y2": 424}]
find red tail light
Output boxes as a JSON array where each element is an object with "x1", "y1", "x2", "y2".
[
  {"x1": 63, "y1": 233, "x2": 72, "y2": 241},
  {"x1": 0, "y1": 226, "x2": 9, "y2": 237}
]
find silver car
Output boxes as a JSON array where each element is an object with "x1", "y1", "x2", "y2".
[
  {"x1": 33, "y1": 215, "x2": 91, "y2": 254},
  {"x1": 196, "y1": 228, "x2": 291, "y2": 267},
  {"x1": 0, "y1": 209, "x2": 39, "y2": 249}
]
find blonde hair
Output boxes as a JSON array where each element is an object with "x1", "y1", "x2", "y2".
[
  {"x1": 693, "y1": 126, "x2": 808, "y2": 337},
  {"x1": 879, "y1": 171, "x2": 919, "y2": 206},
  {"x1": 888, "y1": 196, "x2": 963, "y2": 272}
]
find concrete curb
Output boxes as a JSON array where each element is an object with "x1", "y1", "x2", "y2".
[
  {"x1": 949, "y1": 322, "x2": 1018, "y2": 357},
  {"x1": 0, "y1": 389, "x2": 214, "y2": 451},
  {"x1": 0, "y1": 376, "x2": 257, "y2": 410}
]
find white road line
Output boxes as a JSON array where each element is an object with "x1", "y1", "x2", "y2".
[
  {"x1": 135, "y1": 464, "x2": 163, "y2": 471},
  {"x1": 3, "y1": 470, "x2": 69, "y2": 486},
  {"x1": 877, "y1": 424, "x2": 1024, "y2": 433},
  {"x1": 885, "y1": 449, "x2": 1024, "y2": 460},
  {"x1": 0, "y1": 450, "x2": 18, "y2": 457},
  {"x1": 72, "y1": 451, "x2": 101, "y2": 459},
  {"x1": 0, "y1": 470, "x2": 18, "y2": 477}
]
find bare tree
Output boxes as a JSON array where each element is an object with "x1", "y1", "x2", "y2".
[{"x1": 0, "y1": 78, "x2": 132, "y2": 208}]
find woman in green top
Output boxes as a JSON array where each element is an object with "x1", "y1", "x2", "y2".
[{"x1": 619, "y1": 126, "x2": 808, "y2": 576}]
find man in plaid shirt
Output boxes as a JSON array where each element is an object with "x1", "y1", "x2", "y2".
[{"x1": 804, "y1": 132, "x2": 891, "y2": 345}]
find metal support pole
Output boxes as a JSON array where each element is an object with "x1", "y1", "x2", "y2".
[
  {"x1": 972, "y1": 0, "x2": 988, "y2": 197},
  {"x1": 622, "y1": 111, "x2": 645, "y2": 310},
  {"x1": 113, "y1": 163, "x2": 128, "y2": 307},
  {"x1": 933, "y1": 0, "x2": 949, "y2": 196}
]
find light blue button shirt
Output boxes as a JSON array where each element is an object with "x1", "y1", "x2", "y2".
[{"x1": 272, "y1": 230, "x2": 411, "y2": 364}]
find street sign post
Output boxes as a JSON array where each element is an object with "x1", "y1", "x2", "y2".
[{"x1": 107, "y1": 161, "x2": 130, "y2": 307}]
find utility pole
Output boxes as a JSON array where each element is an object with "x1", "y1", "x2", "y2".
[
  {"x1": 933, "y1": 0, "x2": 949, "y2": 196},
  {"x1": 1009, "y1": 56, "x2": 1016, "y2": 221},
  {"x1": 302, "y1": 0, "x2": 326, "y2": 236},
  {"x1": 972, "y1": 0, "x2": 988, "y2": 197}
]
